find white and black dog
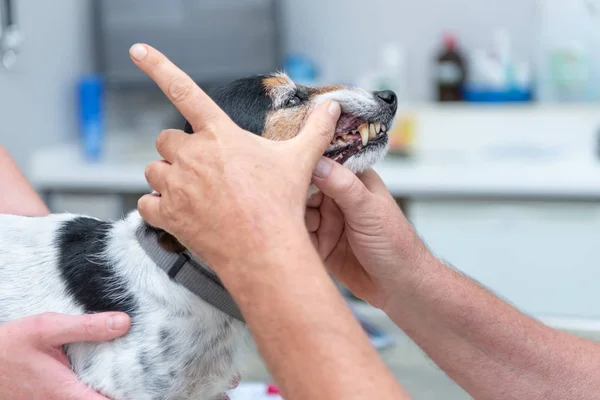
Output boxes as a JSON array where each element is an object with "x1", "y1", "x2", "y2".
[{"x1": 0, "y1": 73, "x2": 397, "y2": 400}]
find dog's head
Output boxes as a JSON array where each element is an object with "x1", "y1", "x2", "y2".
[
  {"x1": 157, "y1": 74, "x2": 397, "y2": 254},
  {"x1": 184, "y1": 73, "x2": 397, "y2": 173}
]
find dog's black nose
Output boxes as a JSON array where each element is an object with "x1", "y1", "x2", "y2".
[{"x1": 375, "y1": 90, "x2": 398, "y2": 113}]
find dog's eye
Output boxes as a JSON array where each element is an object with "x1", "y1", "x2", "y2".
[{"x1": 286, "y1": 94, "x2": 302, "y2": 107}]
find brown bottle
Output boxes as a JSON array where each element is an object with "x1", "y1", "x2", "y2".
[{"x1": 436, "y1": 33, "x2": 467, "y2": 102}]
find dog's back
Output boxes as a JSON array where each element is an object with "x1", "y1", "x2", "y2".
[
  {"x1": 0, "y1": 214, "x2": 83, "y2": 320},
  {"x1": 0, "y1": 212, "x2": 245, "y2": 400}
]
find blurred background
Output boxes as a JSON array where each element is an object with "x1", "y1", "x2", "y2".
[{"x1": 2, "y1": 0, "x2": 600, "y2": 398}]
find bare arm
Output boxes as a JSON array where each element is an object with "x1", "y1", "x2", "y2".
[
  {"x1": 221, "y1": 232, "x2": 408, "y2": 400},
  {"x1": 0, "y1": 146, "x2": 49, "y2": 216},
  {"x1": 384, "y1": 256, "x2": 600, "y2": 400},
  {"x1": 130, "y1": 44, "x2": 410, "y2": 400},
  {"x1": 311, "y1": 159, "x2": 600, "y2": 400}
]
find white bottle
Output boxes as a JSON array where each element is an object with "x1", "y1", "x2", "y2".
[
  {"x1": 536, "y1": 0, "x2": 600, "y2": 102},
  {"x1": 357, "y1": 43, "x2": 407, "y2": 99}
]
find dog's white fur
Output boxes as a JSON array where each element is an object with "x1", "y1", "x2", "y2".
[
  {"x1": 0, "y1": 212, "x2": 246, "y2": 400},
  {"x1": 0, "y1": 75, "x2": 393, "y2": 400}
]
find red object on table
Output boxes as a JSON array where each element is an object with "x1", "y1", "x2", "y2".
[{"x1": 266, "y1": 384, "x2": 280, "y2": 395}]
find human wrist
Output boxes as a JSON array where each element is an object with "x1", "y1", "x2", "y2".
[
  {"x1": 379, "y1": 245, "x2": 443, "y2": 315},
  {"x1": 208, "y1": 221, "x2": 315, "y2": 285}
]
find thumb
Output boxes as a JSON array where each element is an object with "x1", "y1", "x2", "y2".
[
  {"x1": 312, "y1": 157, "x2": 371, "y2": 213},
  {"x1": 292, "y1": 100, "x2": 342, "y2": 171},
  {"x1": 29, "y1": 312, "x2": 131, "y2": 348}
]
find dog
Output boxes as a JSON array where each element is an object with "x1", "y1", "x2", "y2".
[{"x1": 0, "y1": 73, "x2": 397, "y2": 400}]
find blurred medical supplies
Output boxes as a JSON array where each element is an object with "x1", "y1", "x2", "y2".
[
  {"x1": 283, "y1": 53, "x2": 319, "y2": 86},
  {"x1": 358, "y1": 43, "x2": 415, "y2": 156},
  {"x1": 435, "y1": 33, "x2": 468, "y2": 102},
  {"x1": 464, "y1": 29, "x2": 532, "y2": 103},
  {"x1": 78, "y1": 75, "x2": 105, "y2": 161},
  {"x1": 536, "y1": 0, "x2": 600, "y2": 102}
]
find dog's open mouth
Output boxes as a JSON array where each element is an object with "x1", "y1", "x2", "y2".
[{"x1": 324, "y1": 114, "x2": 389, "y2": 164}]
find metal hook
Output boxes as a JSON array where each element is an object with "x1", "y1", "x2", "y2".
[{"x1": 0, "y1": 0, "x2": 20, "y2": 71}]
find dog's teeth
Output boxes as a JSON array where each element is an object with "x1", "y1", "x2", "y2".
[
  {"x1": 369, "y1": 128, "x2": 377, "y2": 139},
  {"x1": 374, "y1": 122, "x2": 381, "y2": 134},
  {"x1": 381, "y1": 123, "x2": 387, "y2": 133},
  {"x1": 342, "y1": 134, "x2": 348, "y2": 140},
  {"x1": 360, "y1": 124, "x2": 369, "y2": 146},
  {"x1": 369, "y1": 123, "x2": 377, "y2": 137},
  {"x1": 337, "y1": 139, "x2": 346, "y2": 146}
]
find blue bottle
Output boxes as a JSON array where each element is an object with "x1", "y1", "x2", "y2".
[{"x1": 78, "y1": 75, "x2": 105, "y2": 161}]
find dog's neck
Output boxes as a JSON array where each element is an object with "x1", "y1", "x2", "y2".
[{"x1": 136, "y1": 224, "x2": 245, "y2": 323}]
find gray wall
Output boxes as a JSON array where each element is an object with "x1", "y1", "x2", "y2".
[
  {"x1": 0, "y1": 0, "x2": 540, "y2": 172},
  {"x1": 0, "y1": 0, "x2": 94, "y2": 171}
]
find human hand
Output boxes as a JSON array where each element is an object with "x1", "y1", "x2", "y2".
[
  {"x1": 0, "y1": 312, "x2": 131, "y2": 400},
  {"x1": 131, "y1": 44, "x2": 341, "y2": 272},
  {"x1": 308, "y1": 157, "x2": 433, "y2": 309}
]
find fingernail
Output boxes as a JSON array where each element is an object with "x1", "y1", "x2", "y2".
[
  {"x1": 107, "y1": 314, "x2": 129, "y2": 331},
  {"x1": 313, "y1": 157, "x2": 333, "y2": 178},
  {"x1": 129, "y1": 43, "x2": 148, "y2": 61},
  {"x1": 328, "y1": 101, "x2": 341, "y2": 117}
]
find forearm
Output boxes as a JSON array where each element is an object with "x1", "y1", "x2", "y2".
[
  {"x1": 384, "y1": 254, "x2": 600, "y2": 400},
  {"x1": 0, "y1": 146, "x2": 49, "y2": 216},
  {"x1": 220, "y1": 231, "x2": 409, "y2": 400}
]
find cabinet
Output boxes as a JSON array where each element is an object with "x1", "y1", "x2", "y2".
[{"x1": 411, "y1": 200, "x2": 600, "y2": 319}]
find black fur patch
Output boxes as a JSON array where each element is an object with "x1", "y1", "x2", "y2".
[
  {"x1": 184, "y1": 75, "x2": 272, "y2": 135},
  {"x1": 56, "y1": 217, "x2": 137, "y2": 315}
]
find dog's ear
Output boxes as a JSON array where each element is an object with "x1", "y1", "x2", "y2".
[{"x1": 184, "y1": 121, "x2": 194, "y2": 134}]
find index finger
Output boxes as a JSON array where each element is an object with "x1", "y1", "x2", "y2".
[{"x1": 129, "y1": 43, "x2": 228, "y2": 132}]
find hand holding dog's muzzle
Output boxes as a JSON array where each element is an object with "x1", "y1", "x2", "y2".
[{"x1": 131, "y1": 44, "x2": 341, "y2": 276}]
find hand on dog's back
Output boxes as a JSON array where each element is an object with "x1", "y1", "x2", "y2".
[{"x1": 0, "y1": 312, "x2": 130, "y2": 400}]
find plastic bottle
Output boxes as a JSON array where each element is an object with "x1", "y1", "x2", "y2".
[
  {"x1": 355, "y1": 44, "x2": 415, "y2": 157},
  {"x1": 536, "y1": 0, "x2": 600, "y2": 102},
  {"x1": 373, "y1": 43, "x2": 406, "y2": 100},
  {"x1": 376, "y1": 44, "x2": 416, "y2": 157},
  {"x1": 435, "y1": 33, "x2": 467, "y2": 102},
  {"x1": 78, "y1": 75, "x2": 105, "y2": 161}
]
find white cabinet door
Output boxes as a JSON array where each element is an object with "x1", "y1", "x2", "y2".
[{"x1": 411, "y1": 201, "x2": 600, "y2": 319}]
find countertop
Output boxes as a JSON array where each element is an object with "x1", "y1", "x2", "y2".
[{"x1": 30, "y1": 139, "x2": 600, "y2": 199}]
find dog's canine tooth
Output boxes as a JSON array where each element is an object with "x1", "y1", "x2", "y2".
[
  {"x1": 381, "y1": 123, "x2": 387, "y2": 133},
  {"x1": 359, "y1": 124, "x2": 369, "y2": 146},
  {"x1": 337, "y1": 139, "x2": 346, "y2": 146}
]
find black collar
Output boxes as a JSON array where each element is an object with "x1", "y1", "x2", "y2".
[{"x1": 136, "y1": 227, "x2": 244, "y2": 323}]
